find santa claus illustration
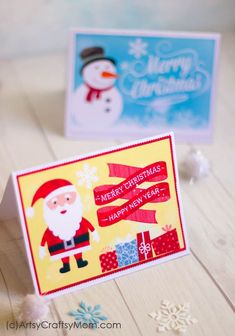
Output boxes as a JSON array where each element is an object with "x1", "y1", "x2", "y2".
[{"x1": 26, "y1": 179, "x2": 99, "y2": 273}]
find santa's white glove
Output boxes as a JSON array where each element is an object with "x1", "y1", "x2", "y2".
[
  {"x1": 92, "y1": 230, "x2": 100, "y2": 242},
  {"x1": 39, "y1": 246, "x2": 46, "y2": 260}
]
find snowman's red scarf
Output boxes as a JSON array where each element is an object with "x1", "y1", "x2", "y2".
[{"x1": 85, "y1": 84, "x2": 113, "y2": 102}]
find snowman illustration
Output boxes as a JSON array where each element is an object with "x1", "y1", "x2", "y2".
[{"x1": 72, "y1": 46, "x2": 123, "y2": 128}]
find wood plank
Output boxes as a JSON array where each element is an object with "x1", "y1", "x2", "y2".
[
  {"x1": 116, "y1": 255, "x2": 235, "y2": 335},
  {"x1": 182, "y1": 183, "x2": 235, "y2": 306},
  {"x1": 53, "y1": 283, "x2": 141, "y2": 336},
  {"x1": 0, "y1": 239, "x2": 60, "y2": 335},
  {"x1": 196, "y1": 33, "x2": 235, "y2": 197},
  {"x1": 0, "y1": 268, "x2": 15, "y2": 336}
]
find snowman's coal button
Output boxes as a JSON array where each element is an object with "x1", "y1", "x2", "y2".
[
  {"x1": 106, "y1": 98, "x2": 111, "y2": 103},
  {"x1": 105, "y1": 108, "x2": 111, "y2": 113}
]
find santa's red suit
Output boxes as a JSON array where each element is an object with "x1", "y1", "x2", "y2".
[
  {"x1": 26, "y1": 178, "x2": 100, "y2": 273},
  {"x1": 40, "y1": 217, "x2": 95, "y2": 261}
]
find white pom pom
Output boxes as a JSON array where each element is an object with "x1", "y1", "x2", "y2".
[
  {"x1": 180, "y1": 149, "x2": 210, "y2": 183},
  {"x1": 17, "y1": 294, "x2": 50, "y2": 322},
  {"x1": 26, "y1": 207, "x2": 34, "y2": 218}
]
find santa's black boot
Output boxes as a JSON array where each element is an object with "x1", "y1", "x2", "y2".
[
  {"x1": 76, "y1": 258, "x2": 88, "y2": 268},
  {"x1": 60, "y1": 263, "x2": 70, "y2": 273}
]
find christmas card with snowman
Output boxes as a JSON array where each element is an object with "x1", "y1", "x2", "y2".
[
  {"x1": 65, "y1": 29, "x2": 220, "y2": 142},
  {"x1": 0, "y1": 133, "x2": 189, "y2": 297}
]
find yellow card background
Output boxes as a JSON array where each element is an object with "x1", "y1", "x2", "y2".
[{"x1": 17, "y1": 136, "x2": 186, "y2": 295}]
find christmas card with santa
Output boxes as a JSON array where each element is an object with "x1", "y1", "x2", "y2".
[
  {"x1": 65, "y1": 28, "x2": 220, "y2": 142},
  {"x1": 0, "y1": 133, "x2": 189, "y2": 297}
]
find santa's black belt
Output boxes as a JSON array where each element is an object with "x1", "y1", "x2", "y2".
[{"x1": 48, "y1": 233, "x2": 89, "y2": 253}]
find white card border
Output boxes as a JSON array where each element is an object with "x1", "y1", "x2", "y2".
[{"x1": 12, "y1": 132, "x2": 189, "y2": 298}]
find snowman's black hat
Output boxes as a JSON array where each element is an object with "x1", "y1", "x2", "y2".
[{"x1": 80, "y1": 47, "x2": 116, "y2": 74}]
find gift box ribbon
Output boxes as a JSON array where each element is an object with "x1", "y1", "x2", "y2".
[
  {"x1": 139, "y1": 242, "x2": 151, "y2": 255},
  {"x1": 137, "y1": 231, "x2": 153, "y2": 260}
]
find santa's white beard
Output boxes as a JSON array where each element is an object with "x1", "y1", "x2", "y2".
[{"x1": 43, "y1": 195, "x2": 82, "y2": 241}]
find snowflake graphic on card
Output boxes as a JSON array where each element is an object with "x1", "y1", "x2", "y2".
[
  {"x1": 128, "y1": 38, "x2": 148, "y2": 59},
  {"x1": 77, "y1": 164, "x2": 99, "y2": 189}
]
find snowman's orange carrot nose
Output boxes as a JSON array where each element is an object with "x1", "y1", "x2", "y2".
[{"x1": 101, "y1": 71, "x2": 118, "y2": 78}]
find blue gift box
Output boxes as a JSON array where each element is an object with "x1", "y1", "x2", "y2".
[{"x1": 115, "y1": 239, "x2": 139, "y2": 267}]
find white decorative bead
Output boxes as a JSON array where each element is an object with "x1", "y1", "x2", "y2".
[
  {"x1": 180, "y1": 149, "x2": 210, "y2": 182},
  {"x1": 17, "y1": 294, "x2": 50, "y2": 322}
]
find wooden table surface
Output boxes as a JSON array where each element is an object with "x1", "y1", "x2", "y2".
[{"x1": 0, "y1": 33, "x2": 234, "y2": 336}]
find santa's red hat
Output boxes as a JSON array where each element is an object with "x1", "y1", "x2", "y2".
[{"x1": 26, "y1": 179, "x2": 77, "y2": 218}]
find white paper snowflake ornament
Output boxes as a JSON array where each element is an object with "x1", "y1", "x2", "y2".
[
  {"x1": 180, "y1": 148, "x2": 210, "y2": 183},
  {"x1": 17, "y1": 294, "x2": 50, "y2": 322},
  {"x1": 149, "y1": 300, "x2": 198, "y2": 334}
]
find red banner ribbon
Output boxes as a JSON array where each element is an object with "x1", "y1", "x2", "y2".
[
  {"x1": 97, "y1": 182, "x2": 170, "y2": 226},
  {"x1": 94, "y1": 161, "x2": 167, "y2": 205},
  {"x1": 94, "y1": 184, "x2": 167, "y2": 203},
  {"x1": 108, "y1": 162, "x2": 167, "y2": 181},
  {"x1": 97, "y1": 207, "x2": 157, "y2": 226}
]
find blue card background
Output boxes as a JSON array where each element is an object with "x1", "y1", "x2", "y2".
[{"x1": 70, "y1": 32, "x2": 218, "y2": 137}]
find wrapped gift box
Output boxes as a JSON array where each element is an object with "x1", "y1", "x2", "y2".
[
  {"x1": 151, "y1": 227, "x2": 180, "y2": 256},
  {"x1": 99, "y1": 250, "x2": 118, "y2": 273},
  {"x1": 115, "y1": 239, "x2": 139, "y2": 267},
  {"x1": 137, "y1": 231, "x2": 153, "y2": 261}
]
